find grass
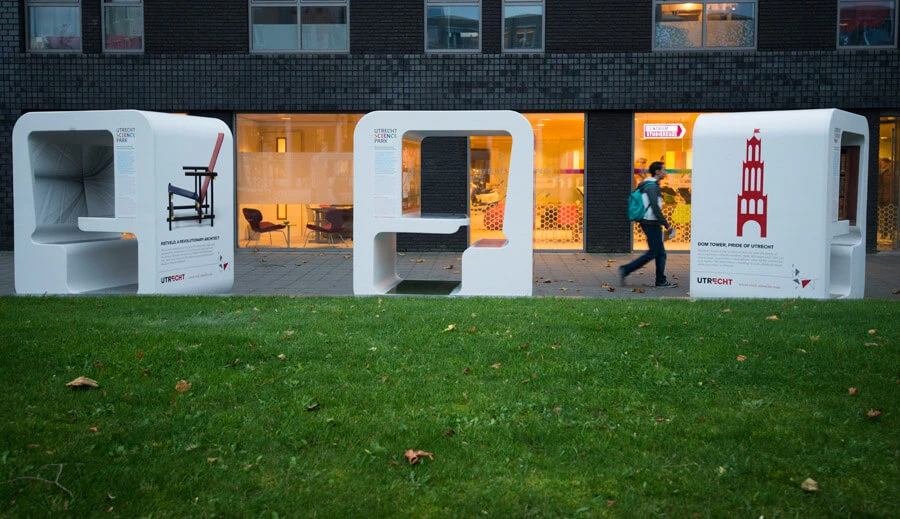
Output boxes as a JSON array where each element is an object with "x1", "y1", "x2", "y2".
[{"x1": 0, "y1": 295, "x2": 896, "y2": 517}]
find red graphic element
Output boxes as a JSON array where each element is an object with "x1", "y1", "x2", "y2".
[
  {"x1": 737, "y1": 129, "x2": 768, "y2": 238},
  {"x1": 801, "y1": 279, "x2": 812, "y2": 288}
]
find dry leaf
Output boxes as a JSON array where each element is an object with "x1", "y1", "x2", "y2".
[
  {"x1": 892, "y1": 289, "x2": 900, "y2": 294},
  {"x1": 277, "y1": 354, "x2": 287, "y2": 360},
  {"x1": 462, "y1": 367, "x2": 471, "y2": 375},
  {"x1": 810, "y1": 335, "x2": 820, "y2": 341},
  {"x1": 489, "y1": 363, "x2": 502, "y2": 369},
  {"x1": 721, "y1": 308, "x2": 731, "y2": 313},
  {"x1": 632, "y1": 288, "x2": 645, "y2": 293},
  {"x1": 607, "y1": 287, "x2": 616, "y2": 292},
  {"x1": 65, "y1": 376, "x2": 99, "y2": 388},
  {"x1": 207, "y1": 457, "x2": 218, "y2": 463},
  {"x1": 404, "y1": 449, "x2": 434, "y2": 465},
  {"x1": 801, "y1": 478, "x2": 819, "y2": 492},
  {"x1": 736, "y1": 355, "x2": 747, "y2": 361},
  {"x1": 867, "y1": 329, "x2": 877, "y2": 334},
  {"x1": 175, "y1": 380, "x2": 192, "y2": 393},
  {"x1": 765, "y1": 315, "x2": 779, "y2": 321},
  {"x1": 443, "y1": 265, "x2": 454, "y2": 270},
  {"x1": 848, "y1": 387, "x2": 859, "y2": 396},
  {"x1": 442, "y1": 324, "x2": 457, "y2": 333},
  {"x1": 638, "y1": 323, "x2": 651, "y2": 328},
  {"x1": 867, "y1": 409, "x2": 883, "y2": 419}
]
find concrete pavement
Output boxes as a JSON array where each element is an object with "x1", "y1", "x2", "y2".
[{"x1": 1, "y1": 249, "x2": 897, "y2": 299}]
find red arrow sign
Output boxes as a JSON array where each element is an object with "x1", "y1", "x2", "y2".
[{"x1": 643, "y1": 123, "x2": 686, "y2": 139}]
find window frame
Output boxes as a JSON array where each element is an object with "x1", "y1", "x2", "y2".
[
  {"x1": 425, "y1": 0, "x2": 482, "y2": 53},
  {"x1": 26, "y1": 0, "x2": 82, "y2": 53},
  {"x1": 502, "y1": 0, "x2": 544, "y2": 53},
  {"x1": 102, "y1": 0, "x2": 144, "y2": 53},
  {"x1": 249, "y1": 0, "x2": 350, "y2": 54},
  {"x1": 837, "y1": 0, "x2": 898, "y2": 49},
  {"x1": 652, "y1": 0, "x2": 758, "y2": 51}
]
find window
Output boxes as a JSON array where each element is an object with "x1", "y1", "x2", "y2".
[
  {"x1": 103, "y1": 0, "x2": 143, "y2": 52},
  {"x1": 653, "y1": 1, "x2": 756, "y2": 50},
  {"x1": 250, "y1": 0, "x2": 349, "y2": 52},
  {"x1": 426, "y1": 0, "x2": 481, "y2": 52},
  {"x1": 503, "y1": 0, "x2": 543, "y2": 52},
  {"x1": 26, "y1": 0, "x2": 81, "y2": 52},
  {"x1": 838, "y1": 0, "x2": 897, "y2": 48}
]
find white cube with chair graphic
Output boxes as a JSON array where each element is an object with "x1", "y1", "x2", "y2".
[
  {"x1": 13, "y1": 110, "x2": 234, "y2": 294},
  {"x1": 690, "y1": 109, "x2": 868, "y2": 299}
]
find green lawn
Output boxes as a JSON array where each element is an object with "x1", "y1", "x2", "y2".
[{"x1": 0, "y1": 296, "x2": 896, "y2": 517}]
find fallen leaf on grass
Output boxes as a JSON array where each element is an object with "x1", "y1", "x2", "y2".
[
  {"x1": 638, "y1": 323, "x2": 651, "y2": 328},
  {"x1": 736, "y1": 355, "x2": 747, "y2": 361},
  {"x1": 867, "y1": 409, "x2": 883, "y2": 419},
  {"x1": 848, "y1": 387, "x2": 859, "y2": 396},
  {"x1": 175, "y1": 380, "x2": 192, "y2": 393},
  {"x1": 721, "y1": 308, "x2": 731, "y2": 313},
  {"x1": 404, "y1": 449, "x2": 434, "y2": 465},
  {"x1": 801, "y1": 478, "x2": 819, "y2": 492},
  {"x1": 65, "y1": 376, "x2": 99, "y2": 388},
  {"x1": 868, "y1": 329, "x2": 877, "y2": 334},
  {"x1": 442, "y1": 324, "x2": 457, "y2": 332},
  {"x1": 765, "y1": 315, "x2": 779, "y2": 321},
  {"x1": 489, "y1": 363, "x2": 502, "y2": 369},
  {"x1": 277, "y1": 354, "x2": 287, "y2": 360},
  {"x1": 207, "y1": 458, "x2": 218, "y2": 463}
]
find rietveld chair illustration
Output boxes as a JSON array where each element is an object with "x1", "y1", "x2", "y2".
[
  {"x1": 691, "y1": 109, "x2": 868, "y2": 299},
  {"x1": 304, "y1": 208, "x2": 349, "y2": 246},
  {"x1": 353, "y1": 110, "x2": 534, "y2": 297},
  {"x1": 13, "y1": 110, "x2": 234, "y2": 295},
  {"x1": 242, "y1": 207, "x2": 286, "y2": 245},
  {"x1": 167, "y1": 132, "x2": 224, "y2": 230}
]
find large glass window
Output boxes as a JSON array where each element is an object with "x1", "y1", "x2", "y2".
[
  {"x1": 633, "y1": 113, "x2": 703, "y2": 251},
  {"x1": 469, "y1": 114, "x2": 584, "y2": 251},
  {"x1": 236, "y1": 114, "x2": 362, "y2": 249},
  {"x1": 27, "y1": 0, "x2": 81, "y2": 52},
  {"x1": 838, "y1": 0, "x2": 897, "y2": 48},
  {"x1": 503, "y1": 1, "x2": 543, "y2": 52},
  {"x1": 426, "y1": 0, "x2": 481, "y2": 52},
  {"x1": 654, "y1": 1, "x2": 756, "y2": 50},
  {"x1": 877, "y1": 115, "x2": 899, "y2": 250},
  {"x1": 250, "y1": 1, "x2": 349, "y2": 52},
  {"x1": 103, "y1": 0, "x2": 143, "y2": 52}
]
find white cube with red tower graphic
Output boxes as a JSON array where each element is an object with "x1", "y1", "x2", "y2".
[
  {"x1": 690, "y1": 109, "x2": 868, "y2": 299},
  {"x1": 13, "y1": 110, "x2": 234, "y2": 294}
]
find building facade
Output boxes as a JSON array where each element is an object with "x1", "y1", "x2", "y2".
[{"x1": 2, "y1": 0, "x2": 898, "y2": 254}]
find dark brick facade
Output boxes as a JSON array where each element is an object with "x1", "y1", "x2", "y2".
[{"x1": 1, "y1": 0, "x2": 898, "y2": 253}]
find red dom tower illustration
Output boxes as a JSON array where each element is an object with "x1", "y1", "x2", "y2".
[{"x1": 737, "y1": 129, "x2": 768, "y2": 238}]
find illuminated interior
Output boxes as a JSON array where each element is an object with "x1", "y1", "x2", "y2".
[{"x1": 633, "y1": 112, "x2": 703, "y2": 251}]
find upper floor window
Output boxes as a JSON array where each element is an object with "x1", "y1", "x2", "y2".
[
  {"x1": 503, "y1": 0, "x2": 543, "y2": 52},
  {"x1": 26, "y1": 0, "x2": 81, "y2": 52},
  {"x1": 838, "y1": 0, "x2": 897, "y2": 48},
  {"x1": 250, "y1": 0, "x2": 349, "y2": 52},
  {"x1": 426, "y1": 0, "x2": 481, "y2": 52},
  {"x1": 653, "y1": 1, "x2": 756, "y2": 50},
  {"x1": 103, "y1": 0, "x2": 143, "y2": 52}
]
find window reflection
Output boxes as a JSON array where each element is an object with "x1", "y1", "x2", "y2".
[
  {"x1": 503, "y1": 5, "x2": 543, "y2": 51},
  {"x1": 427, "y1": 6, "x2": 480, "y2": 51},
  {"x1": 28, "y1": 6, "x2": 81, "y2": 51},
  {"x1": 839, "y1": 0, "x2": 897, "y2": 47}
]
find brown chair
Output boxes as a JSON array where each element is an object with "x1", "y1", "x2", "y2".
[
  {"x1": 304, "y1": 208, "x2": 349, "y2": 246},
  {"x1": 242, "y1": 208, "x2": 286, "y2": 246}
]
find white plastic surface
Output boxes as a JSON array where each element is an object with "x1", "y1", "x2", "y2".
[
  {"x1": 13, "y1": 110, "x2": 234, "y2": 294},
  {"x1": 690, "y1": 109, "x2": 868, "y2": 299},
  {"x1": 352, "y1": 111, "x2": 534, "y2": 297}
]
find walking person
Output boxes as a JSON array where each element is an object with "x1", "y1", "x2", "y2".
[{"x1": 619, "y1": 161, "x2": 676, "y2": 288}]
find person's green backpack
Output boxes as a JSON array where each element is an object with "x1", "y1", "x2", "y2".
[{"x1": 627, "y1": 183, "x2": 649, "y2": 222}]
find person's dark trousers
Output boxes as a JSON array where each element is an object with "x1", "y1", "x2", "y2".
[{"x1": 622, "y1": 222, "x2": 667, "y2": 285}]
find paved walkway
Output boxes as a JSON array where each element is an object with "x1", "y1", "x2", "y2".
[{"x1": 0, "y1": 250, "x2": 898, "y2": 299}]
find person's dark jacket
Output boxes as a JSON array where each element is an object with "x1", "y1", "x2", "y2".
[{"x1": 637, "y1": 179, "x2": 670, "y2": 228}]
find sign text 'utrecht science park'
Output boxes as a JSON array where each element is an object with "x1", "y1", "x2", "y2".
[{"x1": 643, "y1": 123, "x2": 686, "y2": 139}]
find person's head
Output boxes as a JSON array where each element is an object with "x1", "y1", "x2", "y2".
[
  {"x1": 881, "y1": 157, "x2": 893, "y2": 171},
  {"x1": 649, "y1": 161, "x2": 666, "y2": 179}
]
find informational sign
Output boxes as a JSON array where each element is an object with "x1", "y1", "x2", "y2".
[
  {"x1": 643, "y1": 123, "x2": 685, "y2": 139},
  {"x1": 690, "y1": 109, "x2": 869, "y2": 299}
]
